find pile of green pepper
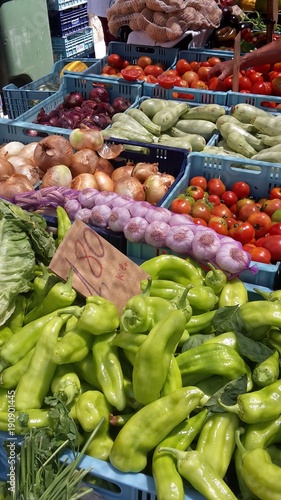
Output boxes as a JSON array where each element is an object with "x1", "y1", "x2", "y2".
[{"x1": 0, "y1": 253, "x2": 281, "y2": 500}]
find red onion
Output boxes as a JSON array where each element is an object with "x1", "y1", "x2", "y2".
[
  {"x1": 145, "y1": 221, "x2": 170, "y2": 248},
  {"x1": 89, "y1": 86, "x2": 110, "y2": 103},
  {"x1": 33, "y1": 135, "x2": 74, "y2": 173},
  {"x1": 165, "y1": 225, "x2": 194, "y2": 254},
  {"x1": 112, "y1": 97, "x2": 131, "y2": 113},
  {"x1": 90, "y1": 204, "x2": 112, "y2": 227},
  {"x1": 63, "y1": 91, "x2": 84, "y2": 108},
  {"x1": 123, "y1": 217, "x2": 149, "y2": 243},
  {"x1": 108, "y1": 206, "x2": 131, "y2": 232}
]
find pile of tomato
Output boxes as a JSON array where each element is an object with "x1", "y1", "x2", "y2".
[
  {"x1": 100, "y1": 53, "x2": 170, "y2": 83},
  {"x1": 170, "y1": 176, "x2": 281, "y2": 265}
]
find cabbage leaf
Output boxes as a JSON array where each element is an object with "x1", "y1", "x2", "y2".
[{"x1": 0, "y1": 218, "x2": 35, "y2": 325}]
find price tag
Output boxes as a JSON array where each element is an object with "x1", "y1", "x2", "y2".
[{"x1": 49, "y1": 219, "x2": 149, "y2": 314}]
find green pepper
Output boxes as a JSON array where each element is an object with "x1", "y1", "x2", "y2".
[
  {"x1": 133, "y1": 309, "x2": 187, "y2": 405},
  {"x1": 52, "y1": 326, "x2": 94, "y2": 364},
  {"x1": 140, "y1": 278, "x2": 186, "y2": 301},
  {"x1": 109, "y1": 386, "x2": 204, "y2": 473},
  {"x1": 91, "y1": 331, "x2": 127, "y2": 411},
  {"x1": 159, "y1": 447, "x2": 237, "y2": 500},
  {"x1": 24, "y1": 269, "x2": 77, "y2": 325},
  {"x1": 204, "y1": 331, "x2": 239, "y2": 352},
  {"x1": 111, "y1": 330, "x2": 146, "y2": 353},
  {"x1": 160, "y1": 355, "x2": 182, "y2": 397},
  {"x1": 0, "y1": 306, "x2": 79, "y2": 370},
  {"x1": 51, "y1": 363, "x2": 81, "y2": 405},
  {"x1": 186, "y1": 285, "x2": 218, "y2": 312},
  {"x1": 176, "y1": 343, "x2": 249, "y2": 388},
  {"x1": 0, "y1": 388, "x2": 8, "y2": 412},
  {"x1": 0, "y1": 348, "x2": 35, "y2": 390},
  {"x1": 266, "y1": 444, "x2": 281, "y2": 467},
  {"x1": 219, "y1": 379, "x2": 281, "y2": 424},
  {"x1": 75, "y1": 295, "x2": 119, "y2": 335},
  {"x1": 27, "y1": 263, "x2": 60, "y2": 312},
  {"x1": 123, "y1": 376, "x2": 141, "y2": 411},
  {"x1": 74, "y1": 352, "x2": 101, "y2": 390},
  {"x1": 267, "y1": 328, "x2": 281, "y2": 354},
  {"x1": 15, "y1": 315, "x2": 67, "y2": 411},
  {"x1": 254, "y1": 288, "x2": 281, "y2": 303},
  {"x1": 109, "y1": 412, "x2": 134, "y2": 427},
  {"x1": 235, "y1": 429, "x2": 281, "y2": 500},
  {"x1": 236, "y1": 301, "x2": 281, "y2": 340},
  {"x1": 253, "y1": 350, "x2": 279, "y2": 387},
  {"x1": 205, "y1": 263, "x2": 227, "y2": 295},
  {"x1": 218, "y1": 278, "x2": 248, "y2": 307},
  {"x1": 0, "y1": 326, "x2": 13, "y2": 348},
  {"x1": 185, "y1": 310, "x2": 216, "y2": 335},
  {"x1": 196, "y1": 412, "x2": 240, "y2": 478},
  {"x1": 6, "y1": 294, "x2": 27, "y2": 333},
  {"x1": 140, "y1": 254, "x2": 204, "y2": 287},
  {"x1": 56, "y1": 205, "x2": 72, "y2": 247},
  {"x1": 0, "y1": 409, "x2": 53, "y2": 434},
  {"x1": 76, "y1": 390, "x2": 114, "y2": 461},
  {"x1": 152, "y1": 410, "x2": 208, "y2": 500}
]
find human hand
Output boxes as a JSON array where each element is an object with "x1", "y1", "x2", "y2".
[{"x1": 208, "y1": 59, "x2": 234, "y2": 81}]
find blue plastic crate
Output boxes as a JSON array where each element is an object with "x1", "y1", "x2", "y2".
[
  {"x1": 49, "y1": 4, "x2": 89, "y2": 37},
  {"x1": 52, "y1": 27, "x2": 94, "y2": 58},
  {"x1": 47, "y1": 0, "x2": 86, "y2": 10},
  {"x1": 179, "y1": 48, "x2": 235, "y2": 62},
  {"x1": 159, "y1": 151, "x2": 281, "y2": 289},
  {"x1": 142, "y1": 82, "x2": 227, "y2": 105},
  {"x1": 227, "y1": 91, "x2": 281, "y2": 113},
  {"x1": 14, "y1": 73, "x2": 142, "y2": 132},
  {"x1": 84, "y1": 41, "x2": 179, "y2": 81},
  {"x1": 2, "y1": 57, "x2": 99, "y2": 119}
]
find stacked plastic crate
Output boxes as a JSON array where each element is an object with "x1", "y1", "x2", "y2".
[{"x1": 47, "y1": 0, "x2": 94, "y2": 60}]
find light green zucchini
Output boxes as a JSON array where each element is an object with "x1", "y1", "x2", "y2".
[
  {"x1": 126, "y1": 108, "x2": 161, "y2": 136},
  {"x1": 219, "y1": 122, "x2": 263, "y2": 151},
  {"x1": 152, "y1": 103, "x2": 189, "y2": 132},
  {"x1": 180, "y1": 104, "x2": 226, "y2": 123},
  {"x1": 175, "y1": 119, "x2": 217, "y2": 141},
  {"x1": 231, "y1": 103, "x2": 270, "y2": 124}
]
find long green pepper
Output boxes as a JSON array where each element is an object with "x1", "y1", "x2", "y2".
[{"x1": 140, "y1": 254, "x2": 204, "y2": 287}]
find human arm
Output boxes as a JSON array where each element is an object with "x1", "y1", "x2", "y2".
[{"x1": 208, "y1": 36, "x2": 281, "y2": 80}]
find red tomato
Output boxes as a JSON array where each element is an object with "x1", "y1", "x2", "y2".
[
  {"x1": 262, "y1": 198, "x2": 281, "y2": 217},
  {"x1": 239, "y1": 76, "x2": 252, "y2": 92},
  {"x1": 121, "y1": 59, "x2": 130, "y2": 69},
  {"x1": 268, "y1": 222, "x2": 281, "y2": 235},
  {"x1": 176, "y1": 59, "x2": 192, "y2": 76},
  {"x1": 269, "y1": 71, "x2": 281, "y2": 82},
  {"x1": 144, "y1": 65, "x2": 164, "y2": 77},
  {"x1": 249, "y1": 246, "x2": 272, "y2": 264},
  {"x1": 190, "y1": 80, "x2": 208, "y2": 90},
  {"x1": 107, "y1": 53, "x2": 123, "y2": 69},
  {"x1": 210, "y1": 204, "x2": 233, "y2": 219},
  {"x1": 231, "y1": 181, "x2": 250, "y2": 199},
  {"x1": 181, "y1": 71, "x2": 199, "y2": 85},
  {"x1": 251, "y1": 82, "x2": 271, "y2": 95},
  {"x1": 186, "y1": 185, "x2": 205, "y2": 201},
  {"x1": 253, "y1": 64, "x2": 271, "y2": 74},
  {"x1": 238, "y1": 203, "x2": 260, "y2": 222},
  {"x1": 190, "y1": 61, "x2": 201, "y2": 72},
  {"x1": 243, "y1": 243, "x2": 256, "y2": 253},
  {"x1": 271, "y1": 76, "x2": 281, "y2": 96},
  {"x1": 247, "y1": 212, "x2": 272, "y2": 238},
  {"x1": 223, "y1": 76, "x2": 233, "y2": 91},
  {"x1": 226, "y1": 217, "x2": 238, "y2": 229},
  {"x1": 157, "y1": 73, "x2": 178, "y2": 89},
  {"x1": 197, "y1": 66, "x2": 212, "y2": 82},
  {"x1": 207, "y1": 178, "x2": 226, "y2": 197},
  {"x1": 121, "y1": 68, "x2": 143, "y2": 81},
  {"x1": 228, "y1": 222, "x2": 255, "y2": 245},
  {"x1": 189, "y1": 176, "x2": 207, "y2": 190},
  {"x1": 191, "y1": 201, "x2": 211, "y2": 222},
  {"x1": 236, "y1": 198, "x2": 256, "y2": 213},
  {"x1": 273, "y1": 62, "x2": 281, "y2": 72},
  {"x1": 255, "y1": 237, "x2": 266, "y2": 247},
  {"x1": 270, "y1": 187, "x2": 281, "y2": 200},
  {"x1": 207, "y1": 56, "x2": 222, "y2": 67},
  {"x1": 141, "y1": 75, "x2": 158, "y2": 83},
  {"x1": 200, "y1": 61, "x2": 211, "y2": 68},
  {"x1": 221, "y1": 190, "x2": 238, "y2": 207},
  {"x1": 177, "y1": 79, "x2": 189, "y2": 88},
  {"x1": 208, "y1": 216, "x2": 228, "y2": 236},
  {"x1": 137, "y1": 56, "x2": 152, "y2": 69},
  {"x1": 170, "y1": 198, "x2": 192, "y2": 214},
  {"x1": 262, "y1": 235, "x2": 281, "y2": 262},
  {"x1": 208, "y1": 77, "x2": 227, "y2": 92},
  {"x1": 192, "y1": 217, "x2": 208, "y2": 226},
  {"x1": 208, "y1": 194, "x2": 221, "y2": 206}
]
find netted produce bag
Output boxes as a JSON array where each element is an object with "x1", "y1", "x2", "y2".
[{"x1": 107, "y1": 0, "x2": 222, "y2": 43}]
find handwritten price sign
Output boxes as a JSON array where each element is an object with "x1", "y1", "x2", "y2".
[{"x1": 49, "y1": 219, "x2": 149, "y2": 314}]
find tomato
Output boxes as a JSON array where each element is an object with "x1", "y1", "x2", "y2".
[
  {"x1": 207, "y1": 178, "x2": 226, "y2": 197},
  {"x1": 190, "y1": 80, "x2": 208, "y2": 90},
  {"x1": 208, "y1": 77, "x2": 227, "y2": 92},
  {"x1": 231, "y1": 181, "x2": 250, "y2": 199},
  {"x1": 262, "y1": 198, "x2": 281, "y2": 217},
  {"x1": 170, "y1": 198, "x2": 192, "y2": 214},
  {"x1": 271, "y1": 76, "x2": 281, "y2": 96},
  {"x1": 144, "y1": 65, "x2": 164, "y2": 77},
  {"x1": 269, "y1": 186, "x2": 281, "y2": 200},
  {"x1": 211, "y1": 204, "x2": 233, "y2": 219},
  {"x1": 121, "y1": 68, "x2": 143, "y2": 81},
  {"x1": 197, "y1": 66, "x2": 212, "y2": 82},
  {"x1": 107, "y1": 53, "x2": 123, "y2": 69},
  {"x1": 238, "y1": 203, "x2": 260, "y2": 221},
  {"x1": 208, "y1": 216, "x2": 228, "y2": 236},
  {"x1": 177, "y1": 79, "x2": 189, "y2": 87},
  {"x1": 249, "y1": 246, "x2": 272, "y2": 264},
  {"x1": 102, "y1": 64, "x2": 114, "y2": 74},
  {"x1": 191, "y1": 201, "x2": 211, "y2": 222},
  {"x1": 262, "y1": 235, "x2": 281, "y2": 262},
  {"x1": 137, "y1": 56, "x2": 152, "y2": 69},
  {"x1": 207, "y1": 56, "x2": 222, "y2": 67},
  {"x1": 246, "y1": 212, "x2": 272, "y2": 238},
  {"x1": 226, "y1": 217, "x2": 238, "y2": 229},
  {"x1": 181, "y1": 71, "x2": 199, "y2": 85},
  {"x1": 243, "y1": 243, "x2": 256, "y2": 253},
  {"x1": 190, "y1": 61, "x2": 201, "y2": 72},
  {"x1": 208, "y1": 194, "x2": 221, "y2": 206},
  {"x1": 236, "y1": 198, "x2": 255, "y2": 213},
  {"x1": 221, "y1": 190, "x2": 238, "y2": 207},
  {"x1": 192, "y1": 217, "x2": 208, "y2": 226},
  {"x1": 189, "y1": 176, "x2": 207, "y2": 190},
  {"x1": 121, "y1": 59, "x2": 130, "y2": 69},
  {"x1": 157, "y1": 73, "x2": 179, "y2": 89},
  {"x1": 186, "y1": 185, "x2": 205, "y2": 201},
  {"x1": 223, "y1": 76, "x2": 233, "y2": 91},
  {"x1": 273, "y1": 62, "x2": 281, "y2": 72},
  {"x1": 228, "y1": 222, "x2": 255, "y2": 245},
  {"x1": 176, "y1": 59, "x2": 192, "y2": 76},
  {"x1": 251, "y1": 82, "x2": 271, "y2": 95},
  {"x1": 268, "y1": 222, "x2": 281, "y2": 236},
  {"x1": 253, "y1": 64, "x2": 271, "y2": 74},
  {"x1": 239, "y1": 76, "x2": 252, "y2": 92},
  {"x1": 141, "y1": 75, "x2": 158, "y2": 83},
  {"x1": 268, "y1": 71, "x2": 281, "y2": 82}
]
